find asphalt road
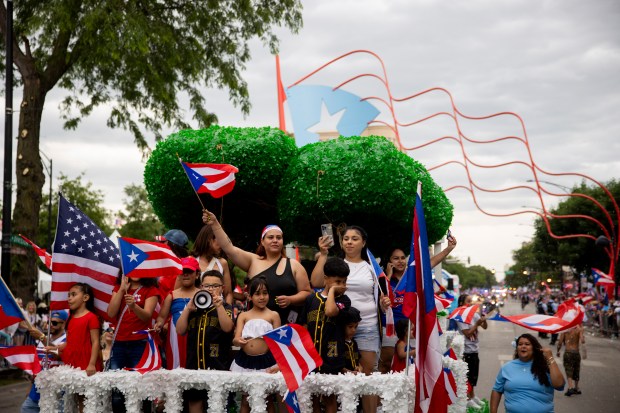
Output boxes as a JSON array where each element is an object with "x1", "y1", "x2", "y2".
[
  {"x1": 2, "y1": 299, "x2": 619, "y2": 412},
  {"x1": 476, "y1": 298, "x2": 620, "y2": 413}
]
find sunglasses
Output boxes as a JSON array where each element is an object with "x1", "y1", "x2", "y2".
[{"x1": 50, "y1": 320, "x2": 64, "y2": 326}]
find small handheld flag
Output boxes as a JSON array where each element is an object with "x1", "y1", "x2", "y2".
[
  {"x1": 19, "y1": 234, "x2": 52, "y2": 270},
  {"x1": 180, "y1": 160, "x2": 238, "y2": 199},
  {"x1": 0, "y1": 277, "x2": 26, "y2": 329},
  {"x1": 448, "y1": 305, "x2": 480, "y2": 324},
  {"x1": 262, "y1": 323, "x2": 322, "y2": 392},
  {"x1": 124, "y1": 331, "x2": 162, "y2": 374},
  {"x1": 0, "y1": 346, "x2": 42, "y2": 375},
  {"x1": 118, "y1": 237, "x2": 182, "y2": 278}
]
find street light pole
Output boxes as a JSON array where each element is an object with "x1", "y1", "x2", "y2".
[{"x1": 40, "y1": 151, "x2": 53, "y2": 250}]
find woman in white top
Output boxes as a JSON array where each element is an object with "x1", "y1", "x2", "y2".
[
  {"x1": 191, "y1": 225, "x2": 234, "y2": 305},
  {"x1": 311, "y1": 225, "x2": 390, "y2": 413}
]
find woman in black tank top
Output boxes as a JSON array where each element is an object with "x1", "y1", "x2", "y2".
[{"x1": 201, "y1": 211, "x2": 311, "y2": 325}]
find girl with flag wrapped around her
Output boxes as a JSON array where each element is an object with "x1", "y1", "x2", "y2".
[
  {"x1": 107, "y1": 274, "x2": 160, "y2": 412},
  {"x1": 311, "y1": 225, "x2": 391, "y2": 413},
  {"x1": 201, "y1": 210, "x2": 311, "y2": 324}
]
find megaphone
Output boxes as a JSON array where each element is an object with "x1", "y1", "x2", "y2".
[{"x1": 193, "y1": 290, "x2": 213, "y2": 310}]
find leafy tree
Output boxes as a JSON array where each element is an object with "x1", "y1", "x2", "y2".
[
  {"x1": 117, "y1": 183, "x2": 165, "y2": 241},
  {"x1": 443, "y1": 262, "x2": 496, "y2": 290},
  {"x1": 0, "y1": 0, "x2": 303, "y2": 292},
  {"x1": 509, "y1": 179, "x2": 620, "y2": 286}
]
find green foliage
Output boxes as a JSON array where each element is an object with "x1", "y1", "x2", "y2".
[
  {"x1": 117, "y1": 183, "x2": 165, "y2": 240},
  {"x1": 511, "y1": 179, "x2": 620, "y2": 277},
  {"x1": 277, "y1": 136, "x2": 453, "y2": 253},
  {"x1": 1, "y1": 0, "x2": 304, "y2": 151},
  {"x1": 38, "y1": 173, "x2": 112, "y2": 249},
  {"x1": 443, "y1": 262, "x2": 497, "y2": 290},
  {"x1": 144, "y1": 126, "x2": 298, "y2": 247}
]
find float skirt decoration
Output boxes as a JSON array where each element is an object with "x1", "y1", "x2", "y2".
[{"x1": 36, "y1": 361, "x2": 468, "y2": 413}]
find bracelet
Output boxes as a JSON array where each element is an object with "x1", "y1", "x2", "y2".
[{"x1": 546, "y1": 357, "x2": 555, "y2": 366}]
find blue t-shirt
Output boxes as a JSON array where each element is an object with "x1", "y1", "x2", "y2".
[{"x1": 493, "y1": 359, "x2": 563, "y2": 413}]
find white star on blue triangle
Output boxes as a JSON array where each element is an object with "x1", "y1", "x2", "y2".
[{"x1": 118, "y1": 238, "x2": 149, "y2": 274}]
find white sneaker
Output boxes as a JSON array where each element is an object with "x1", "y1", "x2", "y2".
[
  {"x1": 473, "y1": 396, "x2": 483, "y2": 405},
  {"x1": 466, "y1": 399, "x2": 481, "y2": 409}
]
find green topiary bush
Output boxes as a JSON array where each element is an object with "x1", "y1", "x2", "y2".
[
  {"x1": 144, "y1": 126, "x2": 298, "y2": 247},
  {"x1": 277, "y1": 136, "x2": 453, "y2": 255}
]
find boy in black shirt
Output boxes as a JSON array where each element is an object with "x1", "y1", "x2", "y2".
[
  {"x1": 299, "y1": 257, "x2": 351, "y2": 413},
  {"x1": 177, "y1": 270, "x2": 234, "y2": 413},
  {"x1": 341, "y1": 306, "x2": 362, "y2": 374}
]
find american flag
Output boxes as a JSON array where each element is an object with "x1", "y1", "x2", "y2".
[
  {"x1": 180, "y1": 160, "x2": 238, "y2": 198},
  {"x1": 262, "y1": 323, "x2": 322, "y2": 392},
  {"x1": 19, "y1": 234, "x2": 52, "y2": 270},
  {"x1": 51, "y1": 194, "x2": 120, "y2": 317},
  {"x1": 0, "y1": 346, "x2": 42, "y2": 375},
  {"x1": 125, "y1": 330, "x2": 162, "y2": 374},
  {"x1": 394, "y1": 193, "x2": 448, "y2": 413},
  {"x1": 448, "y1": 305, "x2": 480, "y2": 324},
  {"x1": 118, "y1": 237, "x2": 182, "y2": 278}
]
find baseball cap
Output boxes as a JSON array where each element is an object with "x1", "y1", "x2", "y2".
[
  {"x1": 163, "y1": 229, "x2": 189, "y2": 247},
  {"x1": 181, "y1": 256, "x2": 200, "y2": 272},
  {"x1": 50, "y1": 310, "x2": 69, "y2": 322}
]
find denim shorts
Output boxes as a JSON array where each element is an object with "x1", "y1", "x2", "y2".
[{"x1": 354, "y1": 325, "x2": 380, "y2": 353}]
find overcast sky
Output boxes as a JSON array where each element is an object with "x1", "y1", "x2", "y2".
[{"x1": 6, "y1": 0, "x2": 620, "y2": 280}]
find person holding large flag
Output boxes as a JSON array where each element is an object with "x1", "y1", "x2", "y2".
[
  {"x1": 379, "y1": 235, "x2": 457, "y2": 373},
  {"x1": 310, "y1": 225, "x2": 391, "y2": 413},
  {"x1": 106, "y1": 274, "x2": 160, "y2": 412},
  {"x1": 201, "y1": 210, "x2": 311, "y2": 325},
  {"x1": 456, "y1": 293, "x2": 488, "y2": 409}
]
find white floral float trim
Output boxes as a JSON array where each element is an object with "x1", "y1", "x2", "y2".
[{"x1": 36, "y1": 359, "x2": 468, "y2": 413}]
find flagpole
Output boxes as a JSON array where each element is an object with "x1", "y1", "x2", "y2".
[
  {"x1": 177, "y1": 154, "x2": 208, "y2": 212},
  {"x1": 405, "y1": 319, "x2": 412, "y2": 376}
]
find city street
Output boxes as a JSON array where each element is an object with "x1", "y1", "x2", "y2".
[
  {"x1": 476, "y1": 298, "x2": 620, "y2": 412},
  {"x1": 2, "y1": 299, "x2": 619, "y2": 412}
]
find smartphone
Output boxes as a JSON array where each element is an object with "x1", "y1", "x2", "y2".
[
  {"x1": 447, "y1": 229, "x2": 454, "y2": 241},
  {"x1": 321, "y1": 224, "x2": 335, "y2": 248}
]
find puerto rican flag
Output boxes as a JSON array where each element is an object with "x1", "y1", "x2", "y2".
[
  {"x1": 283, "y1": 390, "x2": 301, "y2": 413},
  {"x1": 181, "y1": 161, "x2": 238, "y2": 198},
  {"x1": 262, "y1": 323, "x2": 322, "y2": 392},
  {"x1": 443, "y1": 349, "x2": 458, "y2": 405},
  {"x1": 448, "y1": 305, "x2": 480, "y2": 324},
  {"x1": 0, "y1": 278, "x2": 25, "y2": 329},
  {"x1": 125, "y1": 330, "x2": 162, "y2": 374},
  {"x1": 367, "y1": 249, "x2": 395, "y2": 336},
  {"x1": 491, "y1": 310, "x2": 583, "y2": 334},
  {"x1": 394, "y1": 192, "x2": 449, "y2": 413},
  {"x1": 0, "y1": 346, "x2": 42, "y2": 376},
  {"x1": 19, "y1": 234, "x2": 52, "y2": 270},
  {"x1": 435, "y1": 295, "x2": 453, "y2": 313},
  {"x1": 118, "y1": 237, "x2": 182, "y2": 278},
  {"x1": 593, "y1": 268, "x2": 615, "y2": 298}
]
